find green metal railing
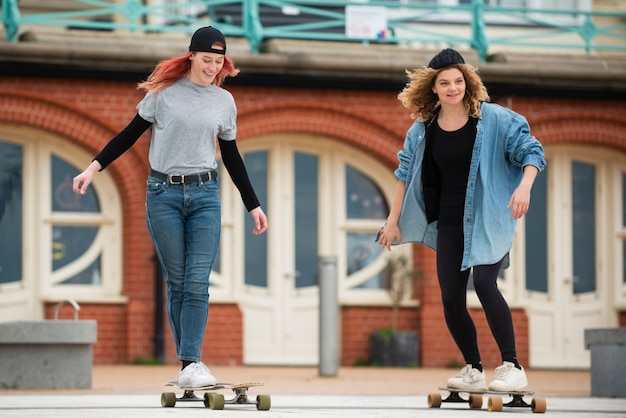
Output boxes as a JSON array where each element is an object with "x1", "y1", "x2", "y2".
[{"x1": 2, "y1": 0, "x2": 626, "y2": 61}]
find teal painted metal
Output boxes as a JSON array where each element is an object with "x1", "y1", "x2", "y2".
[
  {"x1": 470, "y1": 0, "x2": 488, "y2": 63},
  {"x1": 2, "y1": 0, "x2": 625, "y2": 61},
  {"x1": 1, "y1": 0, "x2": 20, "y2": 42}
]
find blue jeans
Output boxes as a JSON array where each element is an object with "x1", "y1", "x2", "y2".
[{"x1": 146, "y1": 175, "x2": 221, "y2": 362}]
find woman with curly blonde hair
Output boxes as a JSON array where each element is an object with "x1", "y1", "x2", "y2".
[
  {"x1": 378, "y1": 48, "x2": 545, "y2": 392},
  {"x1": 73, "y1": 26, "x2": 267, "y2": 388},
  {"x1": 398, "y1": 57, "x2": 489, "y2": 122}
]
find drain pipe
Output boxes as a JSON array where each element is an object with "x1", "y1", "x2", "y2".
[{"x1": 153, "y1": 253, "x2": 165, "y2": 363}]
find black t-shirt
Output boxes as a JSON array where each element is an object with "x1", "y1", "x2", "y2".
[{"x1": 430, "y1": 118, "x2": 476, "y2": 226}]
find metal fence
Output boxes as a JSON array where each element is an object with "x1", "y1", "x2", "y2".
[{"x1": 2, "y1": 0, "x2": 626, "y2": 61}]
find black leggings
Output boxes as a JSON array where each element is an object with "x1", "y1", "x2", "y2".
[{"x1": 436, "y1": 224, "x2": 517, "y2": 366}]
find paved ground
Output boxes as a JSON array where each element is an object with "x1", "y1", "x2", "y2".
[{"x1": 1, "y1": 365, "x2": 625, "y2": 417}]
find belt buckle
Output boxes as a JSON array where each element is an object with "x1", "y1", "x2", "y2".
[{"x1": 169, "y1": 174, "x2": 184, "y2": 184}]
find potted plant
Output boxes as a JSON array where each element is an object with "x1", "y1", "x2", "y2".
[{"x1": 369, "y1": 254, "x2": 419, "y2": 367}]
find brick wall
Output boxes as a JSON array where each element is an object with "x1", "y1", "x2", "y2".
[
  {"x1": 3, "y1": 76, "x2": 626, "y2": 366},
  {"x1": 45, "y1": 302, "x2": 128, "y2": 364},
  {"x1": 161, "y1": 304, "x2": 244, "y2": 366},
  {"x1": 341, "y1": 306, "x2": 420, "y2": 366}
]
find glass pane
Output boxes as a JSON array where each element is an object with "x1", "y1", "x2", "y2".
[
  {"x1": 534, "y1": 0, "x2": 579, "y2": 9},
  {"x1": 347, "y1": 232, "x2": 384, "y2": 288},
  {"x1": 52, "y1": 226, "x2": 99, "y2": 271},
  {"x1": 294, "y1": 152, "x2": 318, "y2": 288},
  {"x1": 622, "y1": 173, "x2": 626, "y2": 285},
  {"x1": 60, "y1": 257, "x2": 102, "y2": 285},
  {"x1": 357, "y1": 271, "x2": 385, "y2": 289},
  {"x1": 622, "y1": 172, "x2": 626, "y2": 227},
  {"x1": 52, "y1": 155, "x2": 99, "y2": 212},
  {"x1": 485, "y1": 0, "x2": 578, "y2": 8},
  {"x1": 0, "y1": 141, "x2": 23, "y2": 284},
  {"x1": 492, "y1": 0, "x2": 526, "y2": 6},
  {"x1": 346, "y1": 165, "x2": 388, "y2": 219},
  {"x1": 572, "y1": 161, "x2": 596, "y2": 294},
  {"x1": 623, "y1": 241, "x2": 626, "y2": 285},
  {"x1": 525, "y1": 165, "x2": 548, "y2": 292},
  {"x1": 244, "y1": 151, "x2": 268, "y2": 287}
]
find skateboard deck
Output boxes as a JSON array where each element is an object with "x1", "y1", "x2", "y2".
[
  {"x1": 427, "y1": 386, "x2": 547, "y2": 413},
  {"x1": 161, "y1": 381, "x2": 270, "y2": 410}
]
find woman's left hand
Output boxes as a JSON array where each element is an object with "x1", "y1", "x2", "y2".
[
  {"x1": 508, "y1": 165, "x2": 539, "y2": 219},
  {"x1": 249, "y1": 207, "x2": 268, "y2": 235}
]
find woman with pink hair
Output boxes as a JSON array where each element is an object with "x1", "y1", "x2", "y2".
[{"x1": 73, "y1": 26, "x2": 267, "y2": 387}]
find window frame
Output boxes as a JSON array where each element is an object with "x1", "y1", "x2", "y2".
[
  {"x1": 475, "y1": 144, "x2": 626, "y2": 312},
  {"x1": 0, "y1": 124, "x2": 125, "y2": 305},
  {"x1": 215, "y1": 134, "x2": 415, "y2": 307}
]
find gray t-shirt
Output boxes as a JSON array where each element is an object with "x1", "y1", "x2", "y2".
[{"x1": 137, "y1": 77, "x2": 237, "y2": 174}]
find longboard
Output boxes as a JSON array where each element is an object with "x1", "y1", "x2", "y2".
[
  {"x1": 427, "y1": 386, "x2": 547, "y2": 413},
  {"x1": 161, "y1": 381, "x2": 270, "y2": 410}
]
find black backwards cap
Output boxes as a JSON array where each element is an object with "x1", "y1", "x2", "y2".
[
  {"x1": 428, "y1": 48, "x2": 465, "y2": 69},
  {"x1": 189, "y1": 26, "x2": 226, "y2": 55}
]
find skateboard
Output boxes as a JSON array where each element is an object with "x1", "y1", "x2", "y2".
[
  {"x1": 427, "y1": 386, "x2": 547, "y2": 413},
  {"x1": 161, "y1": 381, "x2": 271, "y2": 410}
]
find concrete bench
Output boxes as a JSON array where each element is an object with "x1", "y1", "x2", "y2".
[
  {"x1": 0, "y1": 309, "x2": 97, "y2": 389},
  {"x1": 584, "y1": 327, "x2": 626, "y2": 398}
]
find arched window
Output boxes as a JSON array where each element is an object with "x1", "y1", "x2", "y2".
[{"x1": 0, "y1": 125, "x2": 123, "y2": 320}]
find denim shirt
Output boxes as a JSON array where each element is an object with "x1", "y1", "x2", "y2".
[{"x1": 394, "y1": 102, "x2": 546, "y2": 271}]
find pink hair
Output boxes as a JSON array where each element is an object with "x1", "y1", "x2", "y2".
[{"x1": 137, "y1": 50, "x2": 239, "y2": 93}]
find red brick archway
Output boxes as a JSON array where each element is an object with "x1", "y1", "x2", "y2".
[
  {"x1": 530, "y1": 109, "x2": 626, "y2": 150},
  {"x1": 237, "y1": 100, "x2": 403, "y2": 166},
  {"x1": 0, "y1": 90, "x2": 154, "y2": 363}
]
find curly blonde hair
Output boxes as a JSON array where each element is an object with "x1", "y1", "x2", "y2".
[{"x1": 397, "y1": 64, "x2": 489, "y2": 122}]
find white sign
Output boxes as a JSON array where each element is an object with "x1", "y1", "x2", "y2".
[{"x1": 345, "y1": 5, "x2": 388, "y2": 40}]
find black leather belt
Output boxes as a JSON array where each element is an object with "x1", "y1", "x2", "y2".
[{"x1": 150, "y1": 169, "x2": 217, "y2": 184}]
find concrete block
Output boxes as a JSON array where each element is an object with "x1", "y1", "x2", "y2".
[
  {"x1": 584, "y1": 327, "x2": 626, "y2": 398},
  {"x1": 0, "y1": 320, "x2": 97, "y2": 389}
]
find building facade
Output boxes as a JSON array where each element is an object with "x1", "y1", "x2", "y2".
[{"x1": 1, "y1": 1, "x2": 626, "y2": 369}]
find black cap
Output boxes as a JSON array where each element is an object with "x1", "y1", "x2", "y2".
[
  {"x1": 189, "y1": 26, "x2": 226, "y2": 54},
  {"x1": 428, "y1": 48, "x2": 465, "y2": 69}
]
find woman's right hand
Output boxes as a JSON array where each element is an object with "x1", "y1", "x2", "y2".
[
  {"x1": 377, "y1": 222, "x2": 402, "y2": 252},
  {"x1": 377, "y1": 180, "x2": 405, "y2": 251},
  {"x1": 72, "y1": 161, "x2": 101, "y2": 195}
]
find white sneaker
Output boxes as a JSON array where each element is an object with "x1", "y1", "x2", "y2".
[
  {"x1": 178, "y1": 362, "x2": 217, "y2": 388},
  {"x1": 488, "y1": 361, "x2": 528, "y2": 391},
  {"x1": 446, "y1": 364, "x2": 486, "y2": 390}
]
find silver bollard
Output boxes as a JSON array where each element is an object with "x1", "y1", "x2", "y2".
[{"x1": 319, "y1": 255, "x2": 339, "y2": 377}]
